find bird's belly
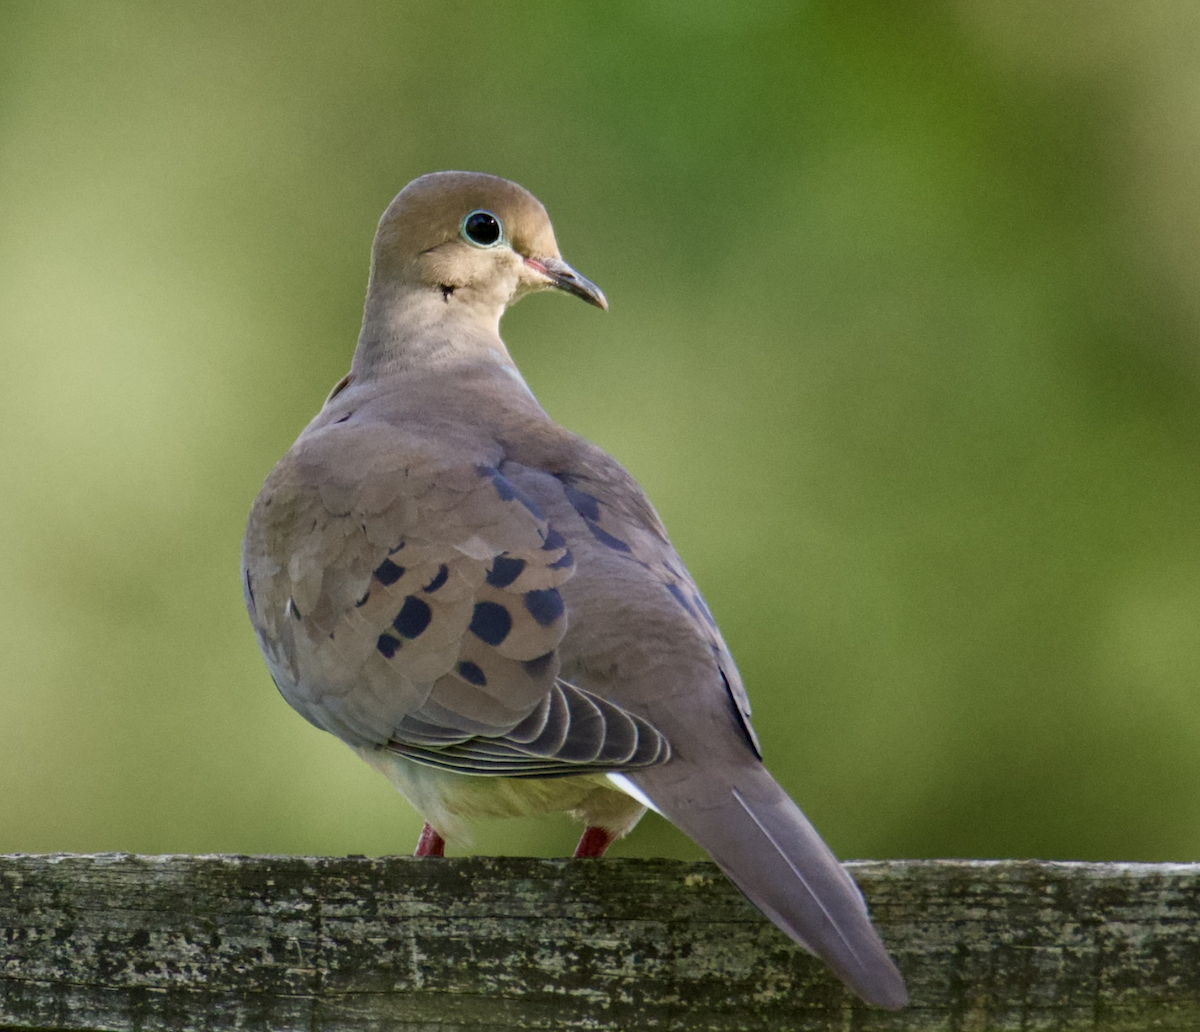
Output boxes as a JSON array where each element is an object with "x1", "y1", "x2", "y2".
[{"x1": 354, "y1": 745, "x2": 639, "y2": 843}]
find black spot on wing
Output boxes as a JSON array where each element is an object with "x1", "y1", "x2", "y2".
[
  {"x1": 374, "y1": 558, "x2": 405, "y2": 586},
  {"x1": 476, "y1": 464, "x2": 544, "y2": 518},
  {"x1": 393, "y1": 596, "x2": 432, "y2": 639},
  {"x1": 721, "y1": 667, "x2": 762, "y2": 759},
  {"x1": 693, "y1": 592, "x2": 718, "y2": 629},
  {"x1": 355, "y1": 589, "x2": 370, "y2": 608},
  {"x1": 587, "y1": 522, "x2": 632, "y2": 553},
  {"x1": 562, "y1": 483, "x2": 601, "y2": 522},
  {"x1": 469, "y1": 601, "x2": 512, "y2": 646},
  {"x1": 388, "y1": 541, "x2": 405, "y2": 555},
  {"x1": 486, "y1": 555, "x2": 527, "y2": 588},
  {"x1": 423, "y1": 565, "x2": 449, "y2": 593},
  {"x1": 524, "y1": 588, "x2": 564, "y2": 627},
  {"x1": 457, "y1": 661, "x2": 487, "y2": 686},
  {"x1": 541, "y1": 526, "x2": 574, "y2": 570},
  {"x1": 557, "y1": 475, "x2": 632, "y2": 553},
  {"x1": 377, "y1": 633, "x2": 401, "y2": 659},
  {"x1": 548, "y1": 550, "x2": 574, "y2": 570},
  {"x1": 665, "y1": 582, "x2": 696, "y2": 616},
  {"x1": 477, "y1": 464, "x2": 513, "y2": 499},
  {"x1": 511, "y1": 486, "x2": 544, "y2": 519},
  {"x1": 288, "y1": 598, "x2": 302, "y2": 620}
]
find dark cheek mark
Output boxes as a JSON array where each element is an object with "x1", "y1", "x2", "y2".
[
  {"x1": 457, "y1": 660, "x2": 487, "y2": 686},
  {"x1": 524, "y1": 588, "x2": 564, "y2": 626},
  {"x1": 586, "y1": 521, "x2": 632, "y2": 553},
  {"x1": 374, "y1": 558, "x2": 405, "y2": 586},
  {"x1": 665, "y1": 582, "x2": 696, "y2": 617},
  {"x1": 523, "y1": 651, "x2": 556, "y2": 679},
  {"x1": 469, "y1": 601, "x2": 512, "y2": 646},
  {"x1": 393, "y1": 596, "x2": 433, "y2": 639},
  {"x1": 486, "y1": 555, "x2": 527, "y2": 588},
  {"x1": 376, "y1": 633, "x2": 401, "y2": 659},
  {"x1": 423, "y1": 565, "x2": 449, "y2": 593}
]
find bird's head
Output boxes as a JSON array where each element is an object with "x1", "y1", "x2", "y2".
[{"x1": 368, "y1": 171, "x2": 607, "y2": 314}]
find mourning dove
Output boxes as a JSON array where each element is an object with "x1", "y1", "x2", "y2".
[{"x1": 241, "y1": 171, "x2": 908, "y2": 1009}]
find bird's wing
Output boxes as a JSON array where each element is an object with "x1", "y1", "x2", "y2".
[
  {"x1": 241, "y1": 418, "x2": 667, "y2": 776},
  {"x1": 514, "y1": 459, "x2": 906, "y2": 1009},
  {"x1": 538, "y1": 463, "x2": 763, "y2": 759}
]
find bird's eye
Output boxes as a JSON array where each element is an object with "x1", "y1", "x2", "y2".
[{"x1": 461, "y1": 210, "x2": 503, "y2": 248}]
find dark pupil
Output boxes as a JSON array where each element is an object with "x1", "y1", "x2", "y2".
[{"x1": 465, "y1": 211, "x2": 500, "y2": 246}]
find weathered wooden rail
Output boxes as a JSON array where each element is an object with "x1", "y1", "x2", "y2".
[{"x1": 1, "y1": 854, "x2": 1197, "y2": 1030}]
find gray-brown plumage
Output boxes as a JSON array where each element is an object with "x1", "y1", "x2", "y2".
[{"x1": 242, "y1": 171, "x2": 908, "y2": 1009}]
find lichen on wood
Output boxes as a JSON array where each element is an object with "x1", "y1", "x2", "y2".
[{"x1": 2, "y1": 854, "x2": 1199, "y2": 1030}]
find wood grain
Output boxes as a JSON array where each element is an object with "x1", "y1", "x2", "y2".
[{"x1": 2, "y1": 854, "x2": 1198, "y2": 1030}]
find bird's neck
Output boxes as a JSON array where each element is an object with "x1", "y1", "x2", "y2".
[{"x1": 352, "y1": 280, "x2": 517, "y2": 381}]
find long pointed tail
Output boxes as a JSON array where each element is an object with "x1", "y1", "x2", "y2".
[{"x1": 631, "y1": 762, "x2": 908, "y2": 1010}]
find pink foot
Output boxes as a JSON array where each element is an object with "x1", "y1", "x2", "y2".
[
  {"x1": 573, "y1": 826, "x2": 613, "y2": 858},
  {"x1": 414, "y1": 823, "x2": 445, "y2": 857}
]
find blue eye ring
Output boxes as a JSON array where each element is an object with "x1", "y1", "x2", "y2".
[{"x1": 461, "y1": 209, "x2": 503, "y2": 248}]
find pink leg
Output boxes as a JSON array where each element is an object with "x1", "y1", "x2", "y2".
[
  {"x1": 414, "y1": 823, "x2": 445, "y2": 857},
  {"x1": 573, "y1": 826, "x2": 613, "y2": 858}
]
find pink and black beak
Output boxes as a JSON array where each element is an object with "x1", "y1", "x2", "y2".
[{"x1": 525, "y1": 255, "x2": 608, "y2": 310}]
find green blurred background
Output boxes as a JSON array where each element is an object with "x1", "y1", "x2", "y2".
[{"x1": 3, "y1": 2, "x2": 1199, "y2": 864}]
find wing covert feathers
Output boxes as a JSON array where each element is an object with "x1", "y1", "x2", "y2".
[{"x1": 244, "y1": 428, "x2": 669, "y2": 777}]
